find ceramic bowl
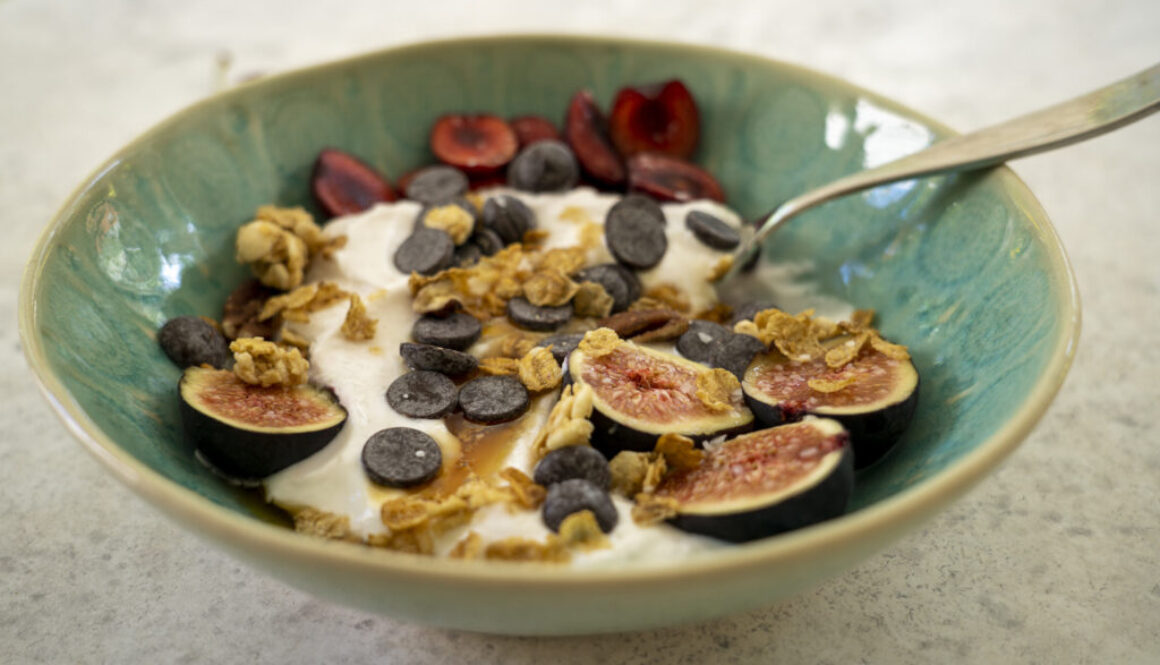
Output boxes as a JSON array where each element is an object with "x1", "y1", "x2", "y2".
[{"x1": 20, "y1": 35, "x2": 1079, "y2": 634}]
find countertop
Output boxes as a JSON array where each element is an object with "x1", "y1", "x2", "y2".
[{"x1": 3, "y1": 1, "x2": 1157, "y2": 662}]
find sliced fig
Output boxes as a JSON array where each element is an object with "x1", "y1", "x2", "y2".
[
  {"x1": 311, "y1": 148, "x2": 397, "y2": 219},
  {"x1": 429, "y1": 114, "x2": 519, "y2": 175},
  {"x1": 179, "y1": 367, "x2": 346, "y2": 479},
  {"x1": 742, "y1": 339, "x2": 919, "y2": 468},
  {"x1": 627, "y1": 152, "x2": 725, "y2": 203},
  {"x1": 655, "y1": 418, "x2": 853, "y2": 542},
  {"x1": 510, "y1": 114, "x2": 561, "y2": 148},
  {"x1": 564, "y1": 90, "x2": 626, "y2": 187},
  {"x1": 608, "y1": 79, "x2": 700, "y2": 159},
  {"x1": 568, "y1": 339, "x2": 753, "y2": 455}
]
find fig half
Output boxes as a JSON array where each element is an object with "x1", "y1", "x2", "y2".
[
  {"x1": 179, "y1": 367, "x2": 347, "y2": 479},
  {"x1": 742, "y1": 339, "x2": 919, "y2": 468},
  {"x1": 567, "y1": 339, "x2": 753, "y2": 456},
  {"x1": 656, "y1": 418, "x2": 853, "y2": 542}
]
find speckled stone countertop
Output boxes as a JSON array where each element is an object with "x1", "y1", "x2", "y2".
[{"x1": 3, "y1": 1, "x2": 1158, "y2": 662}]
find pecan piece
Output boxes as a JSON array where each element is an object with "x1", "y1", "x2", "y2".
[{"x1": 597, "y1": 308, "x2": 688, "y2": 343}]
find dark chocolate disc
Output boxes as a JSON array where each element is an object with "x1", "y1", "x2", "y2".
[
  {"x1": 404, "y1": 165, "x2": 469, "y2": 205},
  {"x1": 472, "y1": 227, "x2": 505, "y2": 256},
  {"x1": 361, "y1": 427, "x2": 443, "y2": 488},
  {"x1": 506, "y1": 296, "x2": 573, "y2": 332},
  {"x1": 541, "y1": 478, "x2": 618, "y2": 533},
  {"x1": 458, "y1": 375, "x2": 530, "y2": 424},
  {"x1": 481, "y1": 195, "x2": 536, "y2": 244},
  {"x1": 158, "y1": 316, "x2": 231, "y2": 369},
  {"x1": 611, "y1": 194, "x2": 664, "y2": 224},
  {"x1": 411, "y1": 312, "x2": 482, "y2": 351},
  {"x1": 676, "y1": 319, "x2": 732, "y2": 364},
  {"x1": 535, "y1": 332, "x2": 586, "y2": 364},
  {"x1": 709, "y1": 333, "x2": 768, "y2": 379},
  {"x1": 399, "y1": 342, "x2": 478, "y2": 376},
  {"x1": 393, "y1": 227, "x2": 455, "y2": 276},
  {"x1": 685, "y1": 210, "x2": 740, "y2": 250},
  {"x1": 533, "y1": 446, "x2": 612, "y2": 490},
  {"x1": 454, "y1": 242, "x2": 483, "y2": 267},
  {"x1": 507, "y1": 140, "x2": 580, "y2": 192},
  {"x1": 574, "y1": 263, "x2": 641, "y2": 314},
  {"x1": 385, "y1": 371, "x2": 458, "y2": 419},
  {"x1": 605, "y1": 198, "x2": 668, "y2": 270}
]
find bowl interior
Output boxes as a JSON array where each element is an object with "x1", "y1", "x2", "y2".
[{"x1": 26, "y1": 37, "x2": 1074, "y2": 546}]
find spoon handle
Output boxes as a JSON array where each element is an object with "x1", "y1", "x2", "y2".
[{"x1": 748, "y1": 62, "x2": 1160, "y2": 249}]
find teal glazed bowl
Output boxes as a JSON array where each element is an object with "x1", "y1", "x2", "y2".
[{"x1": 20, "y1": 35, "x2": 1079, "y2": 634}]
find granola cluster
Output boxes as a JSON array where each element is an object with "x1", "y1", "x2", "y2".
[{"x1": 230, "y1": 337, "x2": 309, "y2": 387}]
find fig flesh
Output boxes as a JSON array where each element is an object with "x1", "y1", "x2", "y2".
[
  {"x1": 179, "y1": 367, "x2": 346, "y2": 479},
  {"x1": 655, "y1": 418, "x2": 853, "y2": 542},
  {"x1": 742, "y1": 339, "x2": 919, "y2": 468},
  {"x1": 567, "y1": 339, "x2": 753, "y2": 455}
]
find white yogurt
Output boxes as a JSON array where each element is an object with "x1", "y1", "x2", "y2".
[{"x1": 264, "y1": 188, "x2": 785, "y2": 564}]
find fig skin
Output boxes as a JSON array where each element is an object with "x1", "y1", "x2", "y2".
[
  {"x1": 661, "y1": 419, "x2": 854, "y2": 543},
  {"x1": 742, "y1": 347, "x2": 920, "y2": 469},
  {"x1": 179, "y1": 367, "x2": 346, "y2": 479}
]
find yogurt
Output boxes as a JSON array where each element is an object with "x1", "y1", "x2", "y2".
[{"x1": 265, "y1": 188, "x2": 767, "y2": 565}]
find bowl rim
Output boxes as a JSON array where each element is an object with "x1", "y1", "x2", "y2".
[{"x1": 19, "y1": 32, "x2": 1081, "y2": 588}]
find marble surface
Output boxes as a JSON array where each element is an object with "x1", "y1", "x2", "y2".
[{"x1": 3, "y1": 0, "x2": 1157, "y2": 662}]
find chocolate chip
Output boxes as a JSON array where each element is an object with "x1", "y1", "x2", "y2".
[
  {"x1": 404, "y1": 165, "x2": 468, "y2": 205},
  {"x1": 542, "y1": 478, "x2": 618, "y2": 533},
  {"x1": 574, "y1": 263, "x2": 641, "y2": 314},
  {"x1": 454, "y1": 242, "x2": 483, "y2": 267},
  {"x1": 536, "y1": 332, "x2": 585, "y2": 364},
  {"x1": 393, "y1": 227, "x2": 454, "y2": 276},
  {"x1": 612, "y1": 194, "x2": 665, "y2": 225},
  {"x1": 534, "y1": 446, "x2": 611, "y2": 490},
  {"x1": 728, "y1": 301, "x2": 778, "y2": 326},
  {"x1": 685, "y1": 210, "x2": 740, "y2": 250},
  {"x1": 385, "y1": 370, "x2": 458, "y2": 419},
  {"x1": 605, "y1": 197, "x2": 667, "y2": 269},
  {"x1": 458, "y1": 375, "x2": 530, "y2": 424},
  {"x1": 411, "y1": 312, "x2": 482, "y2": 350},
  {"x1": 481, "y1": 195, "x2": 535, "y2": 244},
  {"x1": 399, "y1": 342, "x2": 478, "y2": 376},
  {"x1": 158, "y1": 316, "x2": 231, "y2": 369},
  {"x1": 361, "y1": 427, "x2": 443, "y2": 488},
  {"x1": 506, "y1": 296, "x2": 572, "y2": 332},
  {"x1": 676, "y1": 320, "x2": 732, "y2": 363},
  {"x1": 507, "y1": 140, "x2": 580, "y2": 192},
  {"x1": 709, "y1": 333, "x2": 767, "y2": 379},
  {"x1": 471, "y1": 227, "x2": 505, "y2": 256}
]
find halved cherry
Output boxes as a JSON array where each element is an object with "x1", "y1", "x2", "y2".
[
  {"x1": 627, "y1": 152, "x2": 725, "y2": 203},
  {"x1": 564, "y1": 90, "x2": 626, "y2": 187},
  {"x1": 430, "y1": 114, "x2": 518, "y2": 175},
  {"x1": 609, "y1": 80, "x2": 700, "y2": 159},
  {"x1": 311, "y1": 148, "x2": 397, "y2": 218},
  {"x1": 510, "y1": 115, "x2": 561, "y2": 148},
  {"x1": 468, "y1": 172, "x2": 508, "y2": 191}
]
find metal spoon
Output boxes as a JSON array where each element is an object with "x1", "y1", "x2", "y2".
[{"x1": 730, "y1": 62, "x2": 1160, "y2": 274}]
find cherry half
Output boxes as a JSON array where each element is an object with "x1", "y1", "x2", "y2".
[
  {"x1": 564, "y1": 90, "x2": 626, "y2": 187},
  {"x1": 609, "y1": 80, "x2": 700, "y2": 160},
  {"x1": 430, "y1": 114, "x2": 518, "y2": 175},
  {"x1": 311, "y1": 148, "x2": 397, "y2": 219},
  {"x1": 627, "y1": 152, "x2": 724, "y2": 203}
]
